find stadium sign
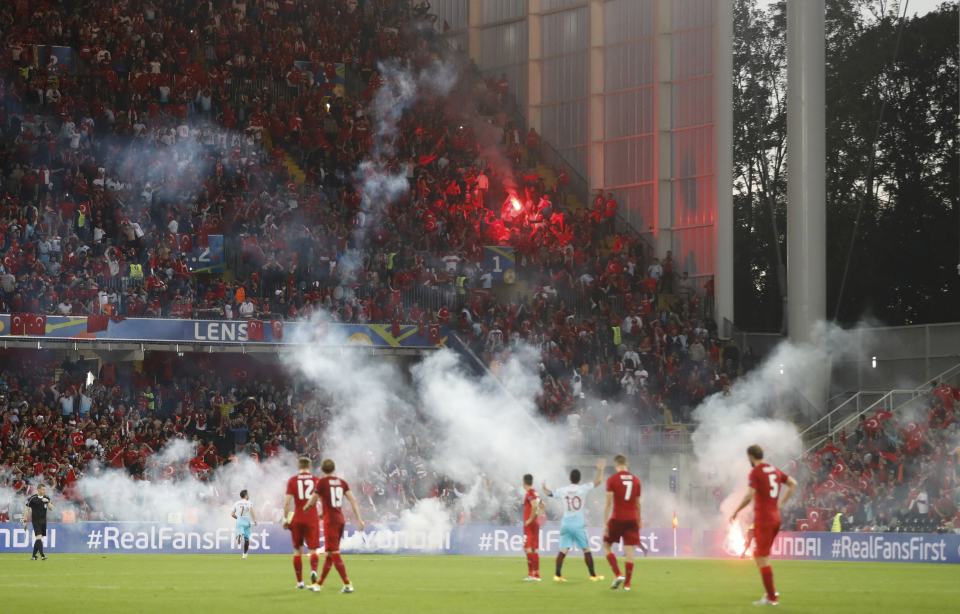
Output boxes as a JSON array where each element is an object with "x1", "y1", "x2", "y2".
[
  {"x1": 0, "y1": 316, "x2": 446, "y2": 349},
  {"x1": 703, "y1": 530, "x2": 960, "y2": 564},
  {"x1": 2, "y1": 524, "x2": 957, "y2": 562}
]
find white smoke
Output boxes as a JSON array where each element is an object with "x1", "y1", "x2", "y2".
[
  {"x1": 342, "y1": 58, "x2": 459, "y2": 280},
  {"x1": 73, "y1": 442, "x2": 297, "y2": 528},
  {"x1": 692, "y1": 323, "x2": 863, "y2": 521},
  {"x1": 281, "y1": 313, "x2": 570, "y2": 533}
]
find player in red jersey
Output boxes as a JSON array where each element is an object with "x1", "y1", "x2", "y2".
[
  {"x1": 283, "y1": 456, "x2": 321, "y2": 591},
  {"x1": 731, "y1": 445, "x2": 798, "y2": 607},
  {"x1": 521, "y1": 473, "x2": 544, "y2": 581},
  {"x1": 305, "y1": 458, "x2": 365, "y2": 593},
  {"x1": 603, "y1": 454, "x2": 641, "y2": 591}
]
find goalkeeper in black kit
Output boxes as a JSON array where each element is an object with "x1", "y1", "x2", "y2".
[{"x1": 24, "y1": 483, "x2": 53, "y2": 560}]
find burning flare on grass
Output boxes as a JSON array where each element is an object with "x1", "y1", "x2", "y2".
[{"x1": 724, "y1": 521, "x2": 746, "y2": 557}]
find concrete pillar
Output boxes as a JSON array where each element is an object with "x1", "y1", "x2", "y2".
[
  {"x1": 527, "y1": 0, "x2": 543, "y2": 133},
  {"x1": 714, "y1": 0, "x2": 735, "y2": 333},
  {"x1": 587, "y1": 0, "x2": 605, "y2": 193},
  {"x1": 467, "y1": 0, "x2": 483, "y2": 65},
  {"x1": 786, "y1": 0, "x2": 826, "y2": 343},
  {"x1": 655, "y1": 0, "x2": 673, "y2": 257}
]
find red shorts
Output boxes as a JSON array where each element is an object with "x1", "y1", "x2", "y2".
[
  {"x1": 753, "y1": 522, "x2": 781, "y2": 557},
  {"x1": 605, "y1": 519, "x2": 640, "y2": 547},
  {"x1": 523, "y1": 526, "x2": 540, "y2": 550},
  {"x1": 290, "y1": 518, "x2": 320, "y2": 550},
  {"x1": 323, "y1": 521, "x2": 345, "y2": 552}
]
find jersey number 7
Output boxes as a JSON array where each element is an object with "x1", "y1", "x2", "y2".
[{"x1": 621, "y1": 476, "x2": 633, "y2": 501}]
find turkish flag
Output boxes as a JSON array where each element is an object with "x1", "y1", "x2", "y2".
[
  {"x1": 87, "y1": 314, "x2": 109, "y2": 333},
  {"x1": 25, "y1": 314, "x2": 46, "y2": 336},
  {"x1": 247, "y1": 319, "x2": 264, "y2": 341},
  {"x1": 270, "y1": 320, "x2": 283, "y2": 340},
  {"x1": 10, "y1": 313, "x2": 27, "y2": 335}
]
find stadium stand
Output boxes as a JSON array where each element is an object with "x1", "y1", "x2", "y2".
[
  {"x1": 0, "y1": 0, "x2": 745, "y2": 520},
  {"x1": 789, "y1": 381, "x2": 960, "y2": 533}
]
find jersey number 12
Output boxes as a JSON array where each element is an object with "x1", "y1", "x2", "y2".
[{"x1": 297, "y1": 478, "x2": 315, "y2": 500}]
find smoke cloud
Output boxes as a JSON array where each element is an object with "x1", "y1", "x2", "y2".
[{"x1": 691, "y1": 323, "x2": 863, "y2": 522}]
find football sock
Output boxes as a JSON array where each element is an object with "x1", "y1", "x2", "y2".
[
  {"x1": 32, "y1": 538, "x2": 41, "y2": 558},
  {"x1": 242, "y1": 538, "x2": 249, "y2": 554},
  {"x1": 332, "y1": 553, "x2": 349, "y2": 584},
  {"x1": 760, "y1": 566, "x2": 776, "y2": 601},
  {"x1": 555, "y1": 551, "x2": 566, "y2": 576},
  {"x1": 531, "y1": 553, "x2": 540, "y2": 576},
  {"x1": 584, "y1": 552, "x2": 596, "y2": 576},
  {"x1": 606, "y1": 552, "x2": 621, "y2": 576},
  {"x1": 309, "y1": 553, "x2": 319, "y2": 573},
  {"x1": 625, "y1": 562, "x2": 634, "y2": 586},
  {"x1": 292, "y1": 554, "x2": 303, "y2": 582},
  {"x1": 320, "y1": 554, "x2": 334, "y2": 584},
  {"x1": 526, "y1": 552, "x2": 533, "y2": 575}
]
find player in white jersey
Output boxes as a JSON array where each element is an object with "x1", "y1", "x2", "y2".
[
  {"x1": 542, "y1": 459, "x2": 606, "y2": 582},
  {"x1": 231, "y1": 489, "x2": 257, "y2": 559}
]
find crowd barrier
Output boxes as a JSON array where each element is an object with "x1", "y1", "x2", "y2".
[{"x1": 1, "y1": 523, "x2": 956, "y2": 563}]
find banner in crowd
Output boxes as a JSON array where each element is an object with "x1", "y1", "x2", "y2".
[
  {"x1": 483, "y1": 246, "x2": 516, "y2": 285},
  {"x1": 0, "y1": 316, "x2": 446, "y2": 349},
  {"x1": 702, "y1": 530, "x2": 960, "y2": 564},
  {"x1": 187, "y1": 234, "x2": 225, "y2": 274}
]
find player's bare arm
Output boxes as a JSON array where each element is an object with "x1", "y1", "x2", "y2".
[
  {"x1": 22, "y1": 505, "x2": 30, "y2": 527},
  {"x1": 282, "y1": 493, "x2": 294, "y2": 528},
  {"x1": 251, "y1": 506, "x2": 258, "y2": 525},
  {"x1": 541, "y1": 482, "x2": 553, "y2": 497},
  {"x1": 303, "y1": 491, "x2": 319, "y2": 511},
  {"x1": 730, "y1": 487, "x2": 755, "y2": 522},
  {"x1": 345, "y1": 490, "x2": 365, "y2": 531},
  {"x1": 778, "y1": 476, "x2": 798, "y2": 509},
  {"x1": 636, "y1": 496, "x2": 643, "y2": 529},
  {"x1": 593, "y1": 458, "x2": 606, "y2": 486}
]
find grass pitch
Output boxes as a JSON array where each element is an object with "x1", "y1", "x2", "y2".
[{"x1": 0, "y1": 554, "x2": 956, "y2": 613}]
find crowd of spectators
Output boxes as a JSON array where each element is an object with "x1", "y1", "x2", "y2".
[
  {"x1": 0, "y1": 349, "x2": 461, "y2": 522},
  {"x1": 0, "y1": 0, "x2": 732, "y2": 424},
  {"x1": 788, "y1": 381, "x2": 960, "y2": 533},
  {"x1": 0, "y1": 0, "x2": 749, "y2": 525}
]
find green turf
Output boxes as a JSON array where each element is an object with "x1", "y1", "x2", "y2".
[{"x1": 0, "y1": 554, "x2": 956, "y2": 613}]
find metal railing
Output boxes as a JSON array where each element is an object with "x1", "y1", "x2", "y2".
[
  {"x1": 566, "y1": 424, "x2": 693, "y2": 455},
  {"x1": 802, "y1": 361, "x2": 960, "y2": 454}
]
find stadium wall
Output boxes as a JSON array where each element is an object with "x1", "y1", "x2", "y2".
[{"x1": 2, "y1": 523, "x2": 956, "y2": 563}]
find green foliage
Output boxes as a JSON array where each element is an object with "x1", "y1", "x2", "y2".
[{"x1": 733, "y1": 0, "x2": 959, "y2": 329}]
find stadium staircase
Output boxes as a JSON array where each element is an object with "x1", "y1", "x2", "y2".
[{"x1": 800, "y1": 361, "x2": 960, "y2": 454}]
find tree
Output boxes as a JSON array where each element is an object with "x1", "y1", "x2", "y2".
[{"x1": 733, "y1": 0, "x2": 959, "y2": 330}]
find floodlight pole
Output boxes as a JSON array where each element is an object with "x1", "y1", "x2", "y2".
[{"x1": 786, "y1": 0, "x2": 826, "y2": 344}]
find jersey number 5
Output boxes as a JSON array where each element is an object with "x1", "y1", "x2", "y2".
[
  {"x1": 297, "y1": 478, "x2": 315, "y2": 500},
  {"x1": 621, "y1": 476, "x2": 633, "y2": 501},
  {"x1": 762, "y1": 466, "x2": 780, "y2": 498}
]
